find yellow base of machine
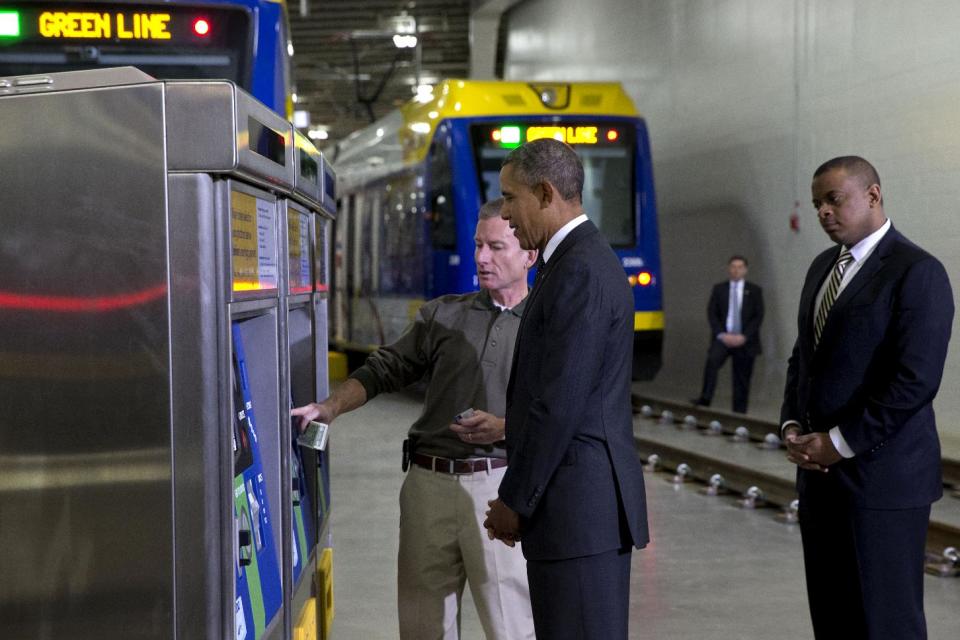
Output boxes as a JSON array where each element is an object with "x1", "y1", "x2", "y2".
[
  {"x1": 316, "y1": 547, "x2": 335, "y2": 639},
  {"x1": 328, "y1": 351, "x2": 348, "y2": 382},
  {"x1": 293, "y1": 598, "x2": 318, "y2": 640}
]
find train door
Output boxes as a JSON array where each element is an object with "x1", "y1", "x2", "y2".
[{"x1": 426, "y1": 126, "x2": 459, "y2": 297}]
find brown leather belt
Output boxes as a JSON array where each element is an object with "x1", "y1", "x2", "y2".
[{"x1": 411, "y1": 452, "x2": 507, "y2": 475}]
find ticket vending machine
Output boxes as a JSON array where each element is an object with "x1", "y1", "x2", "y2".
[
  {"x1": 0, "y1": 68, "x2": 333, "y2": 640},
  {"x1": 282, "y1": 131, "x2": 323, "y2": 630}
]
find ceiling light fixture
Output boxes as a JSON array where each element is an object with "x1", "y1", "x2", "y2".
[{"x1": 393, "y1": 34, "x2": 417, "y2": 48}]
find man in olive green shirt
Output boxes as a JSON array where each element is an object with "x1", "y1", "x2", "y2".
[{"x1": 293, "y1": 198, "x2": 537, "y2": 639}]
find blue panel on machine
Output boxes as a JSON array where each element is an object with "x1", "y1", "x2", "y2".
[{"x1": 232, "y1": 322, "x2": 282, "y2": 639}]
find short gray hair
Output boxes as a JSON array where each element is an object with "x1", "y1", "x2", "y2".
[
  {"x1": 478, "y1": 197, "x2": 504, "y2": 220},
  {"x1": 502, "y1": 138, "x2": 584, "y2": 202}
]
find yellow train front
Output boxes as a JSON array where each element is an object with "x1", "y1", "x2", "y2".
[{"x1": 331, "y1": 80, "x2": 663, "y2": 380}]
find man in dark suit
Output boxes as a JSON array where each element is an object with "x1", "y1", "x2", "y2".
[
  {"x1": 693, "y1": 255, "x2": 764, "y2": 413},
  {"x1": 483, "y1": 138, "x2": 648, "y2": 639},
  {"x1": 781, "y1": 156, "x2": 953, "y2": 639}
]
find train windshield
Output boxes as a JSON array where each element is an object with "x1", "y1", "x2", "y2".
[
  {"x1": 471, "y1": 122, "x2": 636, "y2": 247},
  {"x1": 0, "y1": 3, "x2": 251, "y2": 86}
]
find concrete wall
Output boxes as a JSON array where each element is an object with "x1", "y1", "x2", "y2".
[{"x1": 504, "y1": 0, "x2": 960, "y2": 450}]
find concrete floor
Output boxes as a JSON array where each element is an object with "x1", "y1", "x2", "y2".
[{"x1": 326, "y1": 392, "x2": 960, "y2": 639}]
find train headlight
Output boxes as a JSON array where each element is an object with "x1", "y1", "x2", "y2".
[{"x1": 637, "y1": 271, "x2": 653, "y2": 286}]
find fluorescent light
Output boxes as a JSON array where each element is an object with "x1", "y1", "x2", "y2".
[
  {"x1": 293, "y1": 110, "x2": 310, "y2": 128},
  {"x1": 392, "y1": 34, "x2": 417, "y2": 48},
  {"x1": 307, "y1": 128, "x2": 329, "y2": 140}
]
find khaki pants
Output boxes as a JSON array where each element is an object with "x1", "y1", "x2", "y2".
[{"x1": 398, "y1": 464, "x2": 534, "y2": 640}]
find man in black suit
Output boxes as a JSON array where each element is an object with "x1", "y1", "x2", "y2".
[
  {"x1": 693, "y1": 255, "x2": 764, "y2": 413},
  {"x1": 483, "y1": 138, "x2": 648, "y2": 639},
  {"x1": 781, "y1": 156, "x2": 953, "y2": 639}
]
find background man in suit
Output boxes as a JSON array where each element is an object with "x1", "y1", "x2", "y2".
[
  {"x1": 781, "y1": 156, "x2": 953, "y2": 639},
  {"x1": 483, "y1": 138, "x2": 648, "y2": 639},
  {"x1": 693, "y1": 255, "x2": 764, "y2": 413}
]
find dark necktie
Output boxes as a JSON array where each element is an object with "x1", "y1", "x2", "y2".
[
  {"x1": 533, "y1": 255, "x2": 546, "y2": 287},
  {"x1": 814, "y1": 248, "x2": 853, "y2": 347}
]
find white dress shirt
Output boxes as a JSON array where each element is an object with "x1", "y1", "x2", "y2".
[{"x1": 543, "y1": 214, "x2": 589, "y2": 263}]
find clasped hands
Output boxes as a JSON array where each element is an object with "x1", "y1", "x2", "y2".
[
  {"x1": 483, "y1": 498, "x2": 521, "y2": 547},
  {"x1": 718, "y1": 332, "x2": 747, "y2": 348},
  {"x1": 784, "y1": 427, "x2": 842, "y2": 472}
]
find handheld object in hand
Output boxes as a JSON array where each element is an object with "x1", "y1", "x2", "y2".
[{"x1": 297, "y1": 421, "x2": 329, "y2": 451}]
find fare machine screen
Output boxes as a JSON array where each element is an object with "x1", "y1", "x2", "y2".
[{"x1": 230, "y1": 184, "x2": 284, "y2": 639}]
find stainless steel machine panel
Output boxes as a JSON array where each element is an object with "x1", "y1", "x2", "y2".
[
  {"x1": 292, "y1": 130, "x2": 322, "y2": 207},
  {"x1": 165, "y1": 80, "x2": 294, "y2": 189},
  {"x1": 319, "y1": 157, "x2": 337, "y2": 217},
  {"x1": 0, "y1": 68, "x2": 334, "y2": 639},
  {"x1": 0, "y1": 66, "x2": 154, "y2": 95},
  {"x1": 0, "y1": 81, "x2": 174, "y2": 639}
]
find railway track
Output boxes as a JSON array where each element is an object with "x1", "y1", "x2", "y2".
[{"x1": 632, "y1": 393, "x2": 960, "y2": 578}]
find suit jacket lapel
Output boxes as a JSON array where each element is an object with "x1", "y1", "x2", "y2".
[
  {"x1": 521, "y1": 220, "x2": 597, "y2": 318},
  {"x1": 824, "y1": 227, "x2": 897, "y2": 320},
  {"x1": 806, "y1": 227, "x2": 898, "y2": 360},
  {"x1": 508, "y1": 220, "x2": 598, "y2": 396},
  {"x1": 719, "y1": 284, "x2": 729, "y2": 322}
]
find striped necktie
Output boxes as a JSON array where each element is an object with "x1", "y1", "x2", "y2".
[{"x1": 813, "y1": 248, "x2": 853, "y2": 347}]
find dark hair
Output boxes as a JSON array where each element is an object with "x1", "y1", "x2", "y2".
[
  {"x1": 501, "y1": 138, "x2": 584, "y2": 202},
  {"x1": 478, "y1": 197, "x2": 504, "y2": 220},
  {"x1": 729, "y1": 255, "x2": 748, "y2": 266},
  {"x1": 813, "y1": 156, "x2": 881, "y2": 191}
]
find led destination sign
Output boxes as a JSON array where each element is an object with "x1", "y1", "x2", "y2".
[
  {"x1": 482, "y1": 123, "x2": 629, "y2": 149},
  {"x1": 0, "y1": 4, "x2": 236, "y2": 44},
  {"x1": 38, "y1": 11, "x2": 171, "y2": 40},
  {"x1": 526, "y1": 125, "x2": 598, "y2": 144}
]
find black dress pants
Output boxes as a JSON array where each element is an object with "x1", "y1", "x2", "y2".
[
  {"x1": 526, "y1": 547, "x2": 632, "y2": 639},
  {"x1": 799, "y1": 495, "x2": 930, "y2": 639},
  {"x1": 698, "y1": 341, "x2": 755, "y2": 413}
]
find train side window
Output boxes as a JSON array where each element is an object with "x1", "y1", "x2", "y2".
[{"x1": 428, "y1": 140, "x2": 457, "y2": 250}]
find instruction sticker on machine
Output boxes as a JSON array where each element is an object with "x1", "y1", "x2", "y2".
[
  {"x1": 287, "y1": 210, "x2": 312, "y2": 293},
  {"x1": 232, "y1": 191, "x2": 278, "y2": 292}
]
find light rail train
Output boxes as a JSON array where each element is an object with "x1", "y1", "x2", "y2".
[{"x1": 332, "y1": 79, "x2": 663, "y2": 379}]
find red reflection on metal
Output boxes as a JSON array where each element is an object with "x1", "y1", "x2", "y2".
[
  {"x1": 0, "y1": 283, "x2": 168, "y2": 312},
  {"x1": 289, "y1": 285, "x2": 314, "y2": 294}
]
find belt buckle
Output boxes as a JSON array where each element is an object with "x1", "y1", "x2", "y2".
[{"x1": 432, "y1": 456, "x2": 454, "y2": 474}]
